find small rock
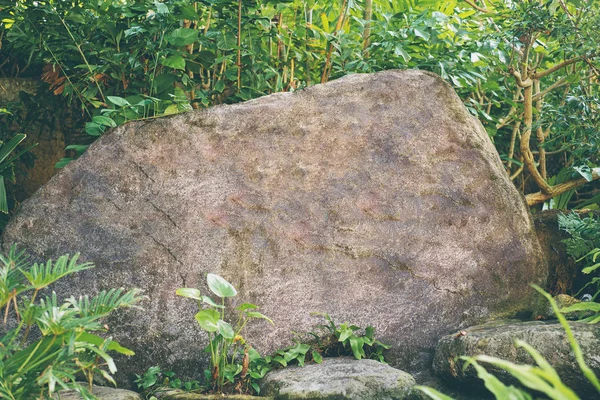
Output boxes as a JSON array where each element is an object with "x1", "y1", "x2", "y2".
[
  {"x1": 55, "y1": 384, "x2": 142, "y2": 400},
  {"x1": 433, "y1": 320, "x2": 600, "y2": 398},
  {"x1": 260, "y1": 357, "x2": 416, "y2": 399}
]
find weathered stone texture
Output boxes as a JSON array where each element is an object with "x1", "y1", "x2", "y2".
[
  {"x1": 2, "y1": 70, "x2": 546, "y2": 382},
  {"x1": 261, "y1": 357, "x2": 416, "y2": 399},
  {"x1": 433, "y1": 320, "x2": 600, "y2": 397}
]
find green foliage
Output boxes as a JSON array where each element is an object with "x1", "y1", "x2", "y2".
[
  {"x1": 416, "y1": 285, "x2": 600, "y2": 400},
  {"x1": 0, "y1": 133, "x2": 35, "y2": 218},
  {"x1": 135, "y1": 366, "x2": 202, "y2": 399},
  {"x1": 0, "y1": 245, "x2": 145, "y2": 400},
  {"x1": 558, "y1": 212, "x2": 600, "y2": 322},
  {"x1": 176, "y1": 273, "x2": 272, "y2": 394},
  {"x1": 559, "y1": 213, "x2": 600, "y2": 259},
  {"x1": 307, "y1": 312, "x2": 390, "y2": 362},
  {"x1": 1, "y1": 0, "x2": 599, "y2": 205},
  {"x1": 247, "y1": 313, "x2": 389, "y2": 395}
]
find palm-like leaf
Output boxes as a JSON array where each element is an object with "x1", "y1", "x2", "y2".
[
  {"x1": 21, "y1": 253, "x2": 94, "y2": 290},
  {"x1": 0, "y1": 245, "x2": 30, "y2": 318},
  {"x1": 37, "y1": 293, "x2": 102, "y2": 335},
  {"x1": 67, "y1": 288, "x2": 145, "y2": 318}
]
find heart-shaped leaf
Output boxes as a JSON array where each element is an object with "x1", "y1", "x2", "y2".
[
  {"x1": 195, "y1": 309, "x2": 219, "y2": 332},
  {"x1": 207, "y1": 274, "x2": 237, "y2": 298},
  {"x1": 217, "y1": 320, "x2": 235, "y2": 339},
  {"x1": 202, "y1": 295, "x2": 224, "y2": 309},
  {"x1": 176, "y1": 288, "x2": 201, "y2": 301}
]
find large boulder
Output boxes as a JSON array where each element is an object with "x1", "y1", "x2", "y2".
[{"x1": 1, "y1": 70, "x2": 546, "y2": 382}]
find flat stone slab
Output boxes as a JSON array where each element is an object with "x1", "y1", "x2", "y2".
[
  {"x1": 55, "y1": 384, "x2": 142, "y2": 400},
  {"x1": 154, "y1": 392, "x2": 270, "y2": 400},
  {"x1": 260, "y1": 357, "x2": 416, "y2": 399},
  {"x1": 433, "y1": 320, "x2": 600, "y2": 397}
]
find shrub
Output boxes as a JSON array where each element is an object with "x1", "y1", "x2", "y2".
[{"x1": 0, "y1": 245, "x2": 144, "y2": 400}]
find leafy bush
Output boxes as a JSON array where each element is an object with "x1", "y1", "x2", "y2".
[
  {"x1": 0, "y1": 245, "x2": 144, "y2": 400},
  {"x1": 1, "y1": 0, "x2": 599, "y2": 206},
  {"x1": 416, "y1": 286, "x2": 600, "y2": 400}
]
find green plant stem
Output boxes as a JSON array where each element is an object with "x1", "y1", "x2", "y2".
[
  {"x1": 149, "y1": 31, "x2": 166, "y2": 100},
  {"x1": 54, "y1": 11, "x2": 106, "y2": 104}
]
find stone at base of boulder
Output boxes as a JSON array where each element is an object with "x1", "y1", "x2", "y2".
[
  {"x1": 260, "y1": 357, "x2": 416, "y2": 399},
  {"x1": 433, "y1": 320, "x2": 600, "y2": 398},
  {"x1": 54, "y1": 384, "x2": 142, "y2": 400},
  {"x1": 154, "y1": 391, "x2": 271, "y2": 400}
]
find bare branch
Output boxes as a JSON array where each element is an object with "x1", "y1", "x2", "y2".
[
  {"x1": 526, "y1": 171, "x2": 600, "y2": 206},
  {"x1": 532, "y1": 56, "x2": 587, "y2": 79},
  {"x1": 532, "y1": 75, "x2": 570, "y2": 101},
  {"x1": 462, "y1": 0, "x2": 489, "y2": 13}
]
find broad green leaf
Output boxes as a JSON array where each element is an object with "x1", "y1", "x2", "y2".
[
  {"x1": 312, "y1": 351, "x2": 323, "y2": 364},
  {"x1": 195, "y1": 309, "x2": 220, "y2": 332},
  {"x1": 176, "y1": 288, "x2": 201, "y2": 301},
  {"x1": 65, "y1": 12, "x2": 85, "y2": 24},
  {"x1": 394, "y1": 45, "x2": 411, "y2": 63},
  {"x1": 273, "y1": 356, "x2": 287, "y2": 367},
  {"x1": 214, "y1": 80, "x2": 226, "y2": 93},
  {"x1": 473, "y1": 354, "x2": 576, "y2": 399},
  {"x1": 92, "y1": 116, "x2": 116, "y2": 127},
  {"x1": 166, "y1": 28, "x2": 198, "y2": 46},
  {"x1": 207, "y1": 273, "x2": 237, "y2": 298},
  {"x1": 574, "y1": 165, "x2": 593, "y2": 182},
  {"x1": 77, "y1": 332, "x2": 134, "y2": 356},
  {"x1": 217, "y1": 320, "x2": 235, "y2": 339},
  {"x1": 349, "y1": 336, "x2": 365, "y2": 360},
  {"x1": 236, "y1": 303, "x2": 258, "y2": 311},
  {"x1": 246, "y1": 311, "x2": 274, "y2": 324},
  {"x1": 320, "y1": 13, "x2": 330, "y2": 32},
  {"x1": 85, "y1": 122, "x2": 105, "y2": 136},
  {"x1": 154, "y1": 1, "x2": 169, "y2": 14},
  {"x1": 163, "y1": 104, "x2": 180, "y2": 115},
  {"x1": 414, "y1": 27, "x2": 430, "y2": 41},
  {"x1": 201, "y1": 295, "x2": 224, "y2": 308},
  {"x1": 160, "y1": 55, "x2": 186, "y2": 71},
  {"x1": 338, "y1": 325, "x2": 353, "y2": 342},
  {"x1": 107, "y1": 96, "x2": 130, "y2": 107}
]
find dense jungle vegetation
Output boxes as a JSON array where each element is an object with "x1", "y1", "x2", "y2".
[
  {"x1": 0, "y1": 0, "x2": 599, "y2": 399},
  {"x1": 0, "y1": 0, "x2": 599, "y2": 213}
]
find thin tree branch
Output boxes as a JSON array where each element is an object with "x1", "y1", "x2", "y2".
[
  {"x1": 532, "y1": 56, "x2": 589, "y2": 79},
  {"x1": 463, "y1": 0, "x2": 489, "y2": 13},
  {"x1": 526, "y1": 171, "x2": 600, "y2": 206},
  {"x1": 532, "y1": 75, "x2": 570, "y2": 101}
]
